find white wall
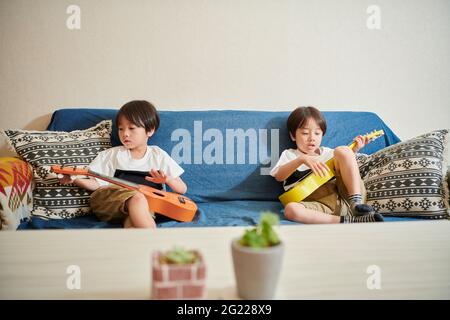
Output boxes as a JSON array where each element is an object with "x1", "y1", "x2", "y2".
[{"x1": 1, "y1": 0, "x2": 449, "y2": 157}]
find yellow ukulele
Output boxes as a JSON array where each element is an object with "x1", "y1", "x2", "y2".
[{"x1": 278, "y1": 130, "x2": 385, "y2": 206}]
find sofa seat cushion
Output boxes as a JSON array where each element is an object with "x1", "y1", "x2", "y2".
[
  {"x1": 18, "y1": 200, "x2": 420, "y2": 229},
  {"x1": 159, "y1": 200, "x2": 296, "y2": 227},
  {"x1": 17, "y1": 214, "x2": 122, "y2": 229},
  {"x1": 161, "y1": 201, "x2": 421, "y2": 227}
]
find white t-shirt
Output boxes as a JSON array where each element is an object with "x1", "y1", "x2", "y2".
[
  {"x1": 270, "y1": 147, "x2": 334, "y2": 190},
  {"x1": 89, "y1": 146, "x2": 184, "y2": 187}
]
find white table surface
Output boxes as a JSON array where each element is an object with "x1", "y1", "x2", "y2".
[{"x1": 1, "y1": 221, "x2": 449, "y2": 299}]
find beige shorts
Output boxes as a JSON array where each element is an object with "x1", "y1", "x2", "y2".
[
  {"x1": 90, "y1": 185, "x2": 154, "y2": 224},
  {"x1": 300, "y1": 175, "x2": 367, "y2": 217}
]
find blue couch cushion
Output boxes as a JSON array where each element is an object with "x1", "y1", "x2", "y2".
[
  {"x1": 47, "y1": 109, "x2": 400, "y2": 203},
  {"x1": 18, "y1": 200, "x2": 420, "y2": 229}
]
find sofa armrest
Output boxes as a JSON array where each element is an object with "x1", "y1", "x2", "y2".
[{"x1": 0, "y1": 157, "x2": 33, "y2": 230}]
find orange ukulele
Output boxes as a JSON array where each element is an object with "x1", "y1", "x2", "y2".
[{"x1": 51, "y1": 165, "x2": 197, "y2": 222}]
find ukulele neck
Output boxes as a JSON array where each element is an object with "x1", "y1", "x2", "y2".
[
  {"x1": 87, "y1": 169, "x2": 140, "y2": 190},
  {"x1": 347, "y1": 131, "x2": 383, "y2": 151},
  {"x1": 347, "y1": 140, "x2": 358, "y2": 150}
]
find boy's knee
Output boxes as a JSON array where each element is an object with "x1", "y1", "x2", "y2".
[
  {"x1": 127, "y1": 192, "x2": 147, "y2": 206},
  {"x1": 334, "y1": 146, "x2": 353, "y2": 158},
  {"x1": 284, "y1": 202, "x2": 304, "y2": 220}
]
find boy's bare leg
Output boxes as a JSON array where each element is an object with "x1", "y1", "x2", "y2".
[
  {"x1": 126, "y1": 193, "x2": 156, "y2": 229},
  {"x1": 333, "y1": 146, "x2": 360, "y2": 195},
  {"x1": 284, "y1": 202, "x2": 340, "y2": 224},
  {"x1": 333, "y1": 146, "x2": 382, "y2": 221}
]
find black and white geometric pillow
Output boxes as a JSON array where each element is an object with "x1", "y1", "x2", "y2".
[
  {"x1": 358, "y1": 129, "x2": 449, "y2": 219},
  {"x1": 2, "y1": 120, "x2": 112, "y2": 219}
]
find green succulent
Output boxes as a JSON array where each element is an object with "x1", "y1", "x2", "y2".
[
  {"x1": 161, "y1": 246, "x2": 198, "y2": 264},
  {"x1": 239, "y1": 212, "x2": 281, "y2": 248}
]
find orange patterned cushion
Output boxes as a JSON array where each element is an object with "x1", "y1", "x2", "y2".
[{"x1": 0, "y1": 157, "x2": 33, "y2": 230}]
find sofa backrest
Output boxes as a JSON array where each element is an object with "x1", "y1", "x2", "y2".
[{"x1": 47, "y1": 109, "x2": 400, "y2": 202}]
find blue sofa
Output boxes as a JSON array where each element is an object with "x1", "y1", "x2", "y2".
[{"x1": 18, "y1": 108, "x2": 416, "y2": 229}]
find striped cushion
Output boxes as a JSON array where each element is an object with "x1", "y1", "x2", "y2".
[
  {"x1": 2, "y1": 120, "x2": 112, "y2": 219},
  {"x1": 358, "y1": 129, "x2": 449, "y2": 219}
]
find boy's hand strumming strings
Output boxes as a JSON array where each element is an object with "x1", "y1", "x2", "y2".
[
  {"x1": 353, "y1": 135, "x2": 369, "y2": 153},
  {"x1": 301, "y1": 154, "x2": 330, "y2": 178},
  {"x1": 146, "y1": 169, "x2": 169, "y2": 184}
]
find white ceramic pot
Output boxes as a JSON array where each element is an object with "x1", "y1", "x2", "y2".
[{"x1": 231, "y1": 238, "x2": 284, "y2": 300}]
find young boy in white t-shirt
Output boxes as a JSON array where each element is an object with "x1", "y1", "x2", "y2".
[
  {"x1": 271, "y1": 106, "x2": 384, "y2": 224},
  {"x1": 59, "y1": 100, "x2": 186, "y2": 229}
]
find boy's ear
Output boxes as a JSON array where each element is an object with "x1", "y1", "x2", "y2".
[
  {"x1": 289, "y1": 132, "x2": 296, "y2": 141},
  {"x1": 147, "y1": 129, "x2": 155, "y2": 138}
]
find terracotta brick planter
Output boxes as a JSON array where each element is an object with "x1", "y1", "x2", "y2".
[{"x1": 151, "y1": 250, "x2": 206, "y2": 299}]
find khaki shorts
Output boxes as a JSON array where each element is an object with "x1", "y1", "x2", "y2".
[
  {"x1": 90, "y1": 185, "x2": 154, "y2": 224},
  {"x1": 300, "y1": 175, "x2": 367, "y2": 217}
]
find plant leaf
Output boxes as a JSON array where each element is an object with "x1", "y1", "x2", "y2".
[{"x1": 239, "y1": 212, "x2": 281, "y2": 248}]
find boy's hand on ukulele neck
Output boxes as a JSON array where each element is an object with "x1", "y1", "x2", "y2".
[
  {"x1": 58, "y1": 174, "x2": 75, "y2": 185},
  {"x1": 145, "y1": 169, "x2": 168, "y2": 184},
  {"x1": 301, "y1": 154, "x2": 330, "y2": 178},
  {"x1": 353, "y1": 135, "x2": 369, "y2": 153}
]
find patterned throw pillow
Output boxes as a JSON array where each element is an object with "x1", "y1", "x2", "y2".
[
  {"x1": 358, "y1": 129, "x2": 449, "y2": 219},
  {"x1": 1, "y1": 120, "x2": 112, "y2": 219},
  {"x1": 0, "y1": 157, "x2": 33, "y2": 230}
]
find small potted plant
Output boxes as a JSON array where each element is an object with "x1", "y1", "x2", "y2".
[
  {"x1": 152, "y1": 246, "x2": 206, "y2": 300},
  {"x1": 231, "y1": 211, "x2": 284, "y2": 300}
]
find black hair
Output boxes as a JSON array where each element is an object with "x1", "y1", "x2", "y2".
[
  {"x1": 116, "y1": 100, "x2": 160, "y2": 132},
  {"x1": 286, "y1": 106, "x2": 327, "y2": 137}
]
